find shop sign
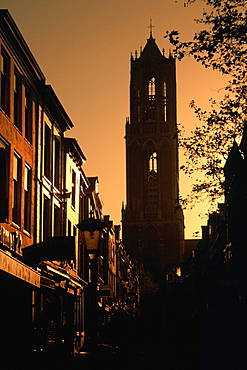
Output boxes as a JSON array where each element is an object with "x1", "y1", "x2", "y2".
[{"x1": 98, "y1": 285, "x2": 113, "y2": 298}]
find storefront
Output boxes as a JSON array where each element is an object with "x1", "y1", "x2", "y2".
[{"x1": 0, "y1": 249, "x2": 40, "y2": 361}]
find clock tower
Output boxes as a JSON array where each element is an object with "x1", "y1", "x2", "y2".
[{"x1": 122, "y1": 31, "x2": 184, "y2": 282}]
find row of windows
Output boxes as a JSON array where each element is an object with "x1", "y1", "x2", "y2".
[
  {"x1": 148, "y1": 78, "x2": 166, "y2": 98},
  {"x1": 42, "y1": 196, "x2": 78, "y2": 242},
  {"x1": 12, "y1": 151, "x2": 32, "y2": 232},
  {"x1": 136, "y1": 80, "x2": 167, "y2": 122},
  {"x1": 1, "y1": 47, "x2": 33, "y2": 143}
]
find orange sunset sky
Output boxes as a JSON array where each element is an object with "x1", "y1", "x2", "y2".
[{"x1": 1, "y1": 0, "x2": 227, "y2": 238}]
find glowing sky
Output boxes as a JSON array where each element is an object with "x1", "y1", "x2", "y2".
[{"x1": 1, "y1": 0, "x2": 227, "y2": 238}]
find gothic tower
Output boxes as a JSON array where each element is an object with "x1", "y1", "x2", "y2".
[{"x1": 122, "y1": 30, "x2": 184, "y2": 282}]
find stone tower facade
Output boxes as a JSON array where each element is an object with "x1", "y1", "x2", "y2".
[{"x1": 122, "y1": 33, "x2": 184, "y2": 282}]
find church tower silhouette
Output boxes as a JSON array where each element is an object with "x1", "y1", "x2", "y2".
[{"x1": 122, "y1": 27, "x2": 184, "y2": 282}]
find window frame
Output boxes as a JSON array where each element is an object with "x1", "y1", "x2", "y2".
[
  {"x1": 0, "y1": 47, "x2": 10, "y2": 116},
  {"x1": 12, "y1": 151, "x2": 22, "y2": 226},
  {"x1": 24, "y1": 163, "x2": 32, "y2": 233}
]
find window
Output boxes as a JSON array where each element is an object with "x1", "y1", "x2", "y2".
[
  {"x1": 149, "y1": 152, "x2": 157, "y2": 172},
  {"x1": 71, "y1": 169, "x2": 76, "y2": 208},
  {"x1": 24, "y1": 164, "x2": 31, "y2": 232},
  {"x1": 25, "y1": 87, "x2": 32, "y2": 143},
  {"x1": 148, "y1": 77, "x2": 155, "y2": 97},
  {"x1": 145, "y1": 77, "x2": 156, "y2": 120},
  {"x1": 53, "y1": 204, "x2": 60, "y2": 236},
  {"x1": 145, "y1": 145, "x2": 158, "y2": 212},
  {"x1": 14, "y1": 70, "x2": 22, "y2": 130},
  {"x1": 68, "y1": 220, "x2": 71, "y2": 236},
  {"x1": 0, "y1": 138, "x2": 9, "y2": 222},
  {"x1": 79, "y1": 176, "x2": 85, "y2": 221},
  {"x1": 137, "y1": 105, "x2": 141, "y2": 123},
  {"x1": 44, "y1": 124, "x2": 51, "y2": 179},
  {"x1": 12, "y1": 152, "x2": 21, "y2": 225},
  {"x1": 54, "y1": 137, "x2": 60, "y2": 189},
  {"x1": 163, "y1": 82, "x2": 167, "y2": 121},
  {"x1": 0, "y1": 48, "x2": 10, "y2": 115},
  {"x1": 43, "y1": 196, "x2": 50, "y2": 242}
]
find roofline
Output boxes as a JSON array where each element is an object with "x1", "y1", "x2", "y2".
[
  {"x1": 65, "y1": 137, "x2": 87, "y2": 163},
  {"x1": 0, "y1": 9, "x2": 45, "y2": 82},
  {"x1": 45, "y1": 85, "x2": 74, "y2": 131}
]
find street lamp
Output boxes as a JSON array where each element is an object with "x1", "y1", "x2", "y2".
[{"x1": 77, "y1": 217, "x2": 106, "y2": 352}]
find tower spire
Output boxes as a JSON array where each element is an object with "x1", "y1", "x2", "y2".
[{"x1": 148, "y1": 18, "x2": 154, "y2": 37}]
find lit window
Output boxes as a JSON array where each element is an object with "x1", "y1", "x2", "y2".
[
  {"x1": 149, "y1": 152, "x2": 157, "y2": 172},
  {"x1": 148, "y1": 77, "x2": 155, "y2": 96}
]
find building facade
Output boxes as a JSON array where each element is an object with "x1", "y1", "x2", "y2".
[
  {"x1": 122, "y1": 32, "x2": 184, "y2": 283},
  {"x1": 0, "y1": 9, "x2": 43, "y2": 361},
  {"x1": 0, "y1": 9, "x2": 140, "y2": 362}
]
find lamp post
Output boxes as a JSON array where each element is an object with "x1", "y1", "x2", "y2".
[{"x1": 77, "y1": 217, "x2": 106, "y2": 352}]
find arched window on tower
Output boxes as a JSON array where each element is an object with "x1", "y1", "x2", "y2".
[
  {"x1": 149, "y1": 152, "x2": 157, "y2": 172},
  {"x1": 148, "y1": 77, "x2": 155, "y2": 97},
  {"x1": 144, "y1": 146, "x2": 158, "y2": 215},
  {"x1": 163, "y1": 82, "x2": 167, "y2": 121},
  {"x1": 145, "y1": 77, "x2": 156, "y2": 120}
]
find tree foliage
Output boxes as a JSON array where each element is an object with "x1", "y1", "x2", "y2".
[{"x1": 165, "y1": 0, "x2": 247, "y2": 209}]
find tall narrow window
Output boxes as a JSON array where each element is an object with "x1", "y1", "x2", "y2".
[
  {"x1": 43, "y1": 196, "x2": 50, "y2": 242},
  {"x1": 163, "y1": 82, "x2": 167, "y2": 121},
  {"x1": 71, "y1": 169, "x2": 76, "y2": 208},
  {"x1": 54, "y1": 137, "x2": 60, "y2": 189},
  {"x1": 12, "y1": 152, "x2": 21, "y2": 225},
  {"x1": 44, "y1": 124, "x2": 51, "y2": 179},
  {"x1": 24, "y1": 163, "x2": 31, "y2": 232},
  {"x1": 0, "y1": 48, "x2": 10, "y2": 115},
  {"x1": 149, "y1": 152, "x2": 157, "y2": 172},
  {"x1": 148, "y1": 77, "x2": 155, "y2": 97},
  {"x1": 68, "y1": 219, "x2": 72, "y2": 237},
  {"x1": 54, "y1": 204, "x2": 60, "y2": 236},
  {"x1": 14, "y1": 70, "x2": 22, "y2": 130},
  {"x1": 0, "y1": 139, "x2": 9, "y2": 222},
  {"x1": 137, "y1": 106, "x2": 141, "y2": 123},
  {"x1": 146, "y1": 77, "x2": 156, "y2": 120},
  {"x1": 25, "y1": 87, "x2": 32, "y2": 143}
]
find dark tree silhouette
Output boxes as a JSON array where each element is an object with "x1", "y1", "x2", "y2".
[{"x1": 165, "y1": 0, "x2": 247, "y2": 209}]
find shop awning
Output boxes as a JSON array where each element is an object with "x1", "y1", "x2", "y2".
[{"x1": 0, "y1": 249, "x2": 40, "y2": 287}]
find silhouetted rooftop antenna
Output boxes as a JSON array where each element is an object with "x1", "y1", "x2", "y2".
[{"x1": 148, "y1": 18, "x2": 154, "y2": 37}]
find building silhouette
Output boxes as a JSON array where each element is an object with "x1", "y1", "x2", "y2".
[{"x1": 122, "y1": 30, "x2": 184, "y2": 283}]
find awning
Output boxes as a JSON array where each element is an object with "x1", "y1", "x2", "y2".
[
  {"x1": 0, "y1": 249, "x2": 40, "y2": 287},
  {"x1": 45, "y1": 264, "x2": 88, "y2": 288}
]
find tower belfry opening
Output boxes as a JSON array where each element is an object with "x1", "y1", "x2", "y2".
[{"x1": 122, "y1": 30, "x2": 184, "y2": 284}]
